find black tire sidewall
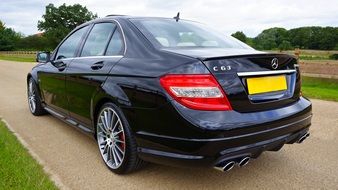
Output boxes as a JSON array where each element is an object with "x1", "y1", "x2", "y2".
[{"x1": 27, "y1": 78, "x2": 45, "y2": 116}]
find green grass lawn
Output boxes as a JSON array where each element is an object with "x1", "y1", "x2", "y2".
[
  {"x1": 0, "y1": 121, "x2": 58, "y2": 190},
  {"x1": 0, "y1": 54, "x2": 35, "y2": 62},
  {"x1": 302, "y1": 76, "x2": 338, "y2": 102}
]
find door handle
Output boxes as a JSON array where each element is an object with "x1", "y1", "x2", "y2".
[{"x1": 91, "y1": 61, "x2": 104, "y2": 70}]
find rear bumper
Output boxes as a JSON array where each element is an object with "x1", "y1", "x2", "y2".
[{"x1": 136, "y1": 98, "x2": 312, "y2": 168}]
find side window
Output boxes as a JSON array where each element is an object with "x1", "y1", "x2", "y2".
[
  {"x1": 106, "y1": 29, "x2": 124, "y2": 56},
  {"x1": 81, "y1": 23, "x2": 116, "y2": 57},
  {"x1": 56, "y1": 26, "x2": 89, "y2": 60}
]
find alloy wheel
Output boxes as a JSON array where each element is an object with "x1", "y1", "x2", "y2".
[
  {"x1": 28, "y1": 81, "x2": 36, "y2": 113},
  {"x1": 97, "y1": 107, "x2": 126, "y2": 169}
]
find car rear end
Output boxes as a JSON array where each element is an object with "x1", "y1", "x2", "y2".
[{"x1": 130, "y1": 18, "x2": 312, "y2": 171}]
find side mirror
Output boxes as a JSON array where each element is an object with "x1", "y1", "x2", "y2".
[{"x1": 36, "y1": 51, "x2": 50, "y2": 63}]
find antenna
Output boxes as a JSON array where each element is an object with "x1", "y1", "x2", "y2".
[{"x1": 173, "y1": 12, "x2": 180, "y2": 22}]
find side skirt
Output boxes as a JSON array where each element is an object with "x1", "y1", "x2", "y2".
[{"x1": 44, "y1": 106, "x2": 95, "y2": 138}]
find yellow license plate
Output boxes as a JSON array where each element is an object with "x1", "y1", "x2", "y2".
[{"x1": 247, "y1": 75, "x2": 287, "y2": 95}]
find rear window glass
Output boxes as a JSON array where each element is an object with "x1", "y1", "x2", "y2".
[{"x1": 131, "y1": 18, "x2": 251, "y2": 49}]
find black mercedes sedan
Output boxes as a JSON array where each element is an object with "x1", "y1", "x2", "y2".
[{"x1": 28, "y1": 15, "x2": 312, "y2": 174}]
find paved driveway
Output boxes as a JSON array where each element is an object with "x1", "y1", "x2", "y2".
[{"x1": 0, "y1": 60, "x2": 337, "y2": 189}]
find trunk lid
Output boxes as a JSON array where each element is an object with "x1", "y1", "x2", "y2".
[{"x1": 163, "y1": 48, "x2": 300, "y2": 112}]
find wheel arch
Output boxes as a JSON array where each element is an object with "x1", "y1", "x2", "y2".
[
  {"x1": 27, "y1": 72, "x2": 44, "y2": 100},
  {"x1": 26, "y1": 73, "x2": 34, "y2": 84},
  {"x1": 92, "y1": 97, "x2": 115, "y2": 128},
  {"x1": 91, "y1": 91, "x2": 135, "y2": 138}
]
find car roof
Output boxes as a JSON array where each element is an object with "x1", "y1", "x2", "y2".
[
  {"x1": 76, "y1": 15, "x2": 177, "y2": 27},
  {"x1": 97, "y1": 15, "x2": 180, "y2": 22}
]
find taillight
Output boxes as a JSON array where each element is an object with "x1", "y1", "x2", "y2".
[{"x1": 160, "y1": 74, "x2": 232, "y2": 111}]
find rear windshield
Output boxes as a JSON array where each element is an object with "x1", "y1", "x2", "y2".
[{"x1": 130, "y1": 18, "x2": 252, "y2": 49}]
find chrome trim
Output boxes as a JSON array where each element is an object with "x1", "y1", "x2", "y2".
[
  {"x1": 53, "y1": 19, "x2": 127, "y2": 62},
  {"x1": 44, "y1": 107, "x2": 65, "y2": 118},
  {"x1": 65, "y1": 118, "x2": 77, "y2": 126},
  {"x1": 112, "y1": 19, "x2": 127, "y2": 55},
  {"x1": 238, "y1": 157, "x2": 250, "y2": 167},
  {"x1": 72, "y1": 55, "x2": 123, "y2": 60},
  {"x1": 237, "y1": 69, "x2": 296, "y2": 77},
  {"x1": 54, "y1": 55, "x2": 123, "y2": 62},
  {"x1": 223, "y1": 161, "x2": 236, "y2": 172}
]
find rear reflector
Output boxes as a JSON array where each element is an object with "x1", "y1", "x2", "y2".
[{"x1": 160, "y1": 74, "x2": 232, "y2": 111}]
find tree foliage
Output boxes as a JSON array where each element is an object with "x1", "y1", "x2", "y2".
[
  {"x1": 0, "y1": 21, "x2": 21, "y2": 50},
  {"x1": 231, "y1": 31, "x2": 247, "y2": 43},
  {"x1": 253, "y1": 27, "x2": 289, "y2": 50},
  {"x1": 0, "y1": 20, "x2": 5, "y2": 31},
  {"x1": 233, "y1": 26, "x2": 338, "y2": 51},
  {"x1": 289, "y1": 27, "x2": 338, "y2": 50},
  {"x1": 38, "y1": 3, "x2": 97, "y2": 48},
  {"x1": 16, "y1": 34, "x2": 51, "y2": 51}
]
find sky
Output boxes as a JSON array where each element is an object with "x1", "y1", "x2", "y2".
[{"x1": 0, "y1": 0, "x2": 337, "y2": 37}]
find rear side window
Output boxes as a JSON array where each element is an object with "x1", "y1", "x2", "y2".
[
  {"x1": 56, "y1": 25, "x2": 89, "y2": 60},
  {"x1": 81, "y1": 23, "x2": 116, "y2": 57},
  {"x1": 106, "y1": 29, "x2": 124, "y2": 56}
]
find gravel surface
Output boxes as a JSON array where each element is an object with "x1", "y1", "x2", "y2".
[{"x1": 0, "y1": 60, "x2": 337, "y2": 190}]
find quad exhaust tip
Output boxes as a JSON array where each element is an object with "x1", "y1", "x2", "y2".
[
  {"x1": 214, "y1": 161, "x2": 236, "y2": 172},
  {"x1": 297, "y1": 133, "x2": 310, "y2": 144},
  {"x1": 214, "y1": 157, "x2": 251, "y2": 172},
  {"x1": 238, "y1": 157, "x2": 250, "y2": 167},
  {"x1": 222, "y1": 161, "x2": 236, "y2": 172}
]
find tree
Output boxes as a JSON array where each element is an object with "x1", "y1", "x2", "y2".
[
  {"x1": 288, "y1": 27, "x2": 338, "y2": 50},
  {"x1": 17, "y1": 34, "x2": 51, "y2": 51},
  {"x1": 0, "y1": 20, "x2": 21, "y2": 50},
  {"x1": 231, "y1": 31, "x2": 247, "y2": 43},
  {"x1": 278, "y1": 40, "x2": 292, "y2": 51},
  {"x1": 253, "y1": 27, "x2": 289, "y2": 50},
  {"x1": 38, "y1": 3, "x2": 97, "y2": 48},
  {"x1": 317, "y1": 27, "x2": 338, "y2": 50},
  {"x1": 0, "y1": 20, "x2": 5, "y2": 31}
]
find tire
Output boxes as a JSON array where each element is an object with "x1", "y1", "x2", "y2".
[
  {"x1": 96, "y1": 102, "x2": 145, "y2": 174},
  {"x1": 27, "y1": 78, "x2": 47, "y2": 116}
]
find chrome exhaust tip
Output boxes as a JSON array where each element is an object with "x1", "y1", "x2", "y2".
[
  {"x1": 238, "y1": 157, "x2": 250, "y2": 167},
  {"x1": 222, "y1": 161, "x2": 236, "y2": 172},
  {"x1": 214, "y1": 161, "x2": 236, "y2": 172},
  {"x1": 297, "y1": 133, "x2": 310, "y2": 143}
]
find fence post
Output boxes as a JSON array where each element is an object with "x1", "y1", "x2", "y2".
[{"x1": 295, "y1": 48, "x2": 300, "y2": 60}]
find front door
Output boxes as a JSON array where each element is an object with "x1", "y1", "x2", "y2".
[{"x1": 39, "y1": 25, "x2": 90, "y2": 114}]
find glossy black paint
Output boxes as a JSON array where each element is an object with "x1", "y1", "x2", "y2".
[{"x1": 28, "y1": 16, "x2": 312, "y2": 168}]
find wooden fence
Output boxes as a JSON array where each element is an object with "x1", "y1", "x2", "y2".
[{"x1": 0, "y1": 51, "x2": 37, "y2": 55}]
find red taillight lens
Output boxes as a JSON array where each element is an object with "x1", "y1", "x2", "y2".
[{"x1": 160, "y1": 74, "x2": 232, "y2": 111}]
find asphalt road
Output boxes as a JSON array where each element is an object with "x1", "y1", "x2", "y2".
[{"x1": 0, "y1": 60, "x2": 337, "y2": 190}]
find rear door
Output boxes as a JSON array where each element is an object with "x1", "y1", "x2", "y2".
[
  {"x1": 38, "y1": 25, "x2": 90, "y2": 114},
  {"x1": 65, "y1": 22, "x2": 125, "y2": 128}
]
